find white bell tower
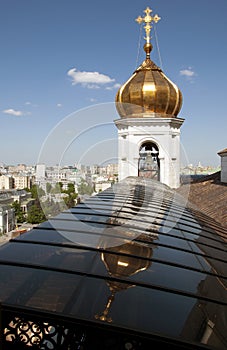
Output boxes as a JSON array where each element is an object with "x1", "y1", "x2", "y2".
[
  {"x1": 115, "y1": 117, "x2": 184, "y2": 188},
  {"x1": 114, "y1": 7, "x2": 184, "y2": 189}
]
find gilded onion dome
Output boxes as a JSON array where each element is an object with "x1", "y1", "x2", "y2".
[{"x1": 115, "y1": 7, "x2": 183, "y2": 119}]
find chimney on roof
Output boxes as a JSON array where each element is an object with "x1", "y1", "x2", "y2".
[{"x1": 218, "y1": 148, "x2": 227, "y2": 183}]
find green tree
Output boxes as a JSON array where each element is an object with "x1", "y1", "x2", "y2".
[
  {"x1": 11, "y1": 200, "x2": 25, "y2": 223},
  {"x1": 24, "y1": 187, "x2": 31, "y2": 193},
  {"x1": 58, "y1": 182, "x2": 78, "y2": 208},
  {"x1": 50, "y1": 183, "x2": 61, "y2": 195},
  {"x1": 27, "y1": 203, "x2": 46, "y2": 224},
  {"x1": 67, "y1": 183, "x2": 75, "y2": 194},
  {"x1": 64, "y1": 195, "x2": 76, "y2": 208},
  {"x1": 30, "y1": 184, "x2": 45, "y2": 199},
  {"x1": 41, "y1": 199, "x2": 63, "y2": 218},
  {"x1": 46, "y1": 182, "x2": 52, "y2": 193},
  {"x1": 77, "y1": 179, "x2": 93, "y2": 196}
]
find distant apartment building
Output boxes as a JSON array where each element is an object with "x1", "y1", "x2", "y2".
[
  {"x1": 35, "y1": 163, "x2": 47, "y2": 190},
  {"x1": 0, "y1": 175, "x2": 13, "y2": 190},
  {"x1": 90, "y1": 163, "x2": 118, "y2": 177},
  {"x1": 32, "y1": 163, "x2": 118, "y2": 194},
  {"x1": 8, "y1": 164, "x2": 27, "y2": 173},
  {"x1": 0, "y1": 163, "x2": 35, "y2": 191},
  {"x1": 13, "y1": 175, "x2": 32, "y2": 189},
  {"x1": 36, "y1": 163, "x2": 46, "y2": 180},
  {"x1": 0, "y1": 164, "x2": 7, "y2": 174},
  {"x1": 218, "y1": 148, "x2": 227, "y2": 183},
  {"x1": 46, "y1": 168, "x2": 67, "y2": 181},
  {"x1": 106, "y1": 163, "x2": 118, "y2": 176},
  {"x1": 46, "y1": 166, "x2": 80, "y2": 183},
  {"x1": 102, "y1": 166, "x2": 107, "y2": 175}
]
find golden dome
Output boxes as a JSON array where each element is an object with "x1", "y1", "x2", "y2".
[{"x1": 115, "y1": 7, "x2": 183, "y2": 119}]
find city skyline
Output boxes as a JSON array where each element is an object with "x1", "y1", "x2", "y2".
[{"x1": 1, "y1": 0, "x2": 227, "y2": 167}]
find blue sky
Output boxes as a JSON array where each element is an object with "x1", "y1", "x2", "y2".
[{"x1": 0, "y1": 0, "x2": 227, "y2": 167}]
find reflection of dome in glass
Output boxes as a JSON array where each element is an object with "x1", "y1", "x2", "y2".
[
  {"x1": 115, "y1": 6, "x2": 183, "y2": 119},
  {"x1": 95, "y1": 237, "x2": 154, "y2": 323},
  {"x1": 101, "y1": 240, "x2": 153, "y2": 281}
]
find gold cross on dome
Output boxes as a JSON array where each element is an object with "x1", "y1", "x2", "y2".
[{"x1": 136, "y1": 6, "x2": 161, "y2": 44}]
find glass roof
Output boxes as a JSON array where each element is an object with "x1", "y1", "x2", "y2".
[{"x1": 0, "y1": 177, "x2": 226, "y2": 349}]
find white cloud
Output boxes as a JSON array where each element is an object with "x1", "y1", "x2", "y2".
[
  {"x1": 25, "y1": 101, "x2": 38, "y2": 107},
  {"x1": 3, "y1": 108, "x2": 24, "y2": 116},
  {"x1": 180, "y1": 67, "x2": 196, "y2": 78},
  {"x1": 86, "y1": 84, "x2": 100, "y2": 89},
  {"x1": 67, "y1": 67, "x2": 115, "y2": 88},
  {"x1": 57, "y1": 103, "x2": 62, "y2": 107},
  {"x1": 106, "y1": 83, "x2": 121, "y2": 90}
]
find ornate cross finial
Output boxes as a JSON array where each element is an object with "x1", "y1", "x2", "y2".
[{"x1": 136, "y1": 6, "x2": 161, "y2": 44}]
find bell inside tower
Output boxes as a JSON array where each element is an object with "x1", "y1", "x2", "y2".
[{"x1": 138, "y1": 142, "x2": 160, "y2": 180}]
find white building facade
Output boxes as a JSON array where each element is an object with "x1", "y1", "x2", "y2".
[
  {"x1": 0, "y1": 205, "x2": 15, "y2": 234},
  {"x1": 0, "y1": 175, "x2": 13, "y2": 190}
]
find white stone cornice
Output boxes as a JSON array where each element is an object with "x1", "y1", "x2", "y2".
[{"x1": 114, "y1": 117, "x2": 185, "y2": 129}]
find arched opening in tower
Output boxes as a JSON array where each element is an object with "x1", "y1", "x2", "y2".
[{"x1": 138, "y1": 142, "x2": 160, "y2": 180}]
